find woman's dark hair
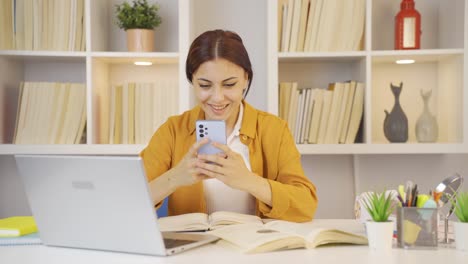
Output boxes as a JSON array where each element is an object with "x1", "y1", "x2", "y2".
[{"x1": 186, "y1": 29, "x2": 253, "y2": 98}]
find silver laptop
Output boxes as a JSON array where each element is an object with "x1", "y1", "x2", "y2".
[{"x1": 14, "y1": 155, "x2": 218, "y2": 256}]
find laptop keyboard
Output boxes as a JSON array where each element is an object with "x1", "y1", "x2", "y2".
[{"x1": 163, "y1": 238, "x2": 196, "y2": 249}]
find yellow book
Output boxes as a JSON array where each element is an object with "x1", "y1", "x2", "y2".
[{"x1": 0, "y1": 216, "x2": 38, "y2": 237}]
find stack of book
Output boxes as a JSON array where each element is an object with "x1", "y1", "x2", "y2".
[
  {"x1": 0, "y1": 216, "x2": 41, "y2": 246},
  {"x1": 278, "y1": 0, "x2": 366, "y2": 52},
  {"x1": 14, "y1": 82, "x2": 86, "y2": 144},
  {"x1": 279, "y1": 81, "x2": 365, "y2": 144},
  {"x1": 0, "y1": 0, "x2": 86, "y2": 51},
  {"x1": 108, "y1": 80, "x2": 178, "y2": 144}
]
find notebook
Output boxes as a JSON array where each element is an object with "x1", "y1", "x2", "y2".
[
  {"x1": 0, "y1": 232, "x2": 41, "y2": 246},
  {"x1": 14, "y1": 155, "x2": 218, "y2": 256}
]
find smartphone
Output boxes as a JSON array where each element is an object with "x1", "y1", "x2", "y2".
[{"x1": 196, "y1": 120, "x2": 226, "y2": 155}]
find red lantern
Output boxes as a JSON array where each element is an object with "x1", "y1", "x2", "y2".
[{"x1": 395, "y1": 0, "x2": 421, "y2": 50}]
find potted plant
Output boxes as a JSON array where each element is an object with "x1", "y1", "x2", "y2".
[
  {"x1": 362, "y1": 191, "x2": 396, "y2": 250},
  {"x1": 115, "y1": 0, "x2": 162, "y2": 52},
  {"x1": 452, "y1": 191, "x2": 468, "y2": 251}
]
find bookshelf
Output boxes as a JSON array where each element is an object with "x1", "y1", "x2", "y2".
[
  {"x1": 0, "y1": 0, "x2": 466, "y2": 155},
  {"x1": 271, "y1": 0, "x2": 467, "y2": 154}
]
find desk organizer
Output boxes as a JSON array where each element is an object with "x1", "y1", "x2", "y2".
[{"x1": 397, "y1": 207, "x2": 438, "y2": 249}]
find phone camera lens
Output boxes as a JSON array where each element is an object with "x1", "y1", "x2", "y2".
[
  {"x1": 199, "y1": 129, "x2": 203, "y2": 133},
  {"x1": 199, "y1": 134, "x2": 204, "y2": 138},
  {"x1": 205, "y1": 132, "x2": 208, "y2": 135},
  {"x1": 199, "y1": 124, "x2": 203, "y2": 128}
]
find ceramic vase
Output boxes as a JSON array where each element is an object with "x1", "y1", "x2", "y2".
[
  {"x1": 454, "y1": 222, "x2": 468, "y2": 251},
  {"x1": 365, "y1": 221, "x2": 394, "y2": 250},
  {"x1": 415, "y1": 89, "x2": 438, "y2": 142},
  {"x1": 383, "y1": 82, "x2": 408, "y2": 143},
  {"x1": 126, "y1": 29, "x2": 154, "y2": 52}
]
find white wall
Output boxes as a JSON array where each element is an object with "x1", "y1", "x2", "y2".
[{"x1": 0, "y1": 156, "x2": 32, "y2": 217}]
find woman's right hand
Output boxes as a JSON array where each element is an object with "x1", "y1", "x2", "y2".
[{"x1": 168, "y1": 138, "x2": 211, "y2": 188}]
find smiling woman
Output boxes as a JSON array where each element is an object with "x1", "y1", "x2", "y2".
[{"x1": 140, "y1": 29, "x2": 318, "y2": 222}]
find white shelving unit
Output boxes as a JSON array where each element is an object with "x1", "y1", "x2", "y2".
[
  {"x1": 269, "y1": 0, "x2": 467, "y2": 154},
  {"x1": 0, "y1": 0, "x2": 466, "y2": 155}
]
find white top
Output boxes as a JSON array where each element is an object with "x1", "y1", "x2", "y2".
[{"x1": 203, "y1": 103, "x2": 256, "y2": 214}]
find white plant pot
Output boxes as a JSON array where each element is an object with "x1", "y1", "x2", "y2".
[
  {"x1": 366, "y1": 221, "x2": 394, "y2": 250},
  {"x1": 454, "y1": 222, "x2": 468, "y2": 251}
]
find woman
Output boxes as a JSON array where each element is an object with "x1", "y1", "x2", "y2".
[{"x1": 140, "y1": 29, "x2": 317, "y2": 222}]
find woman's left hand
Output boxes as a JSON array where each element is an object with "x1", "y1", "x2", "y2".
[{"x1": 195, "y1": 142, "x2": 255, "y2": 191}]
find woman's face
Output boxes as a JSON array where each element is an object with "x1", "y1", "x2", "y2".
[{"x1": 193, "y1": 58, "x2": 249, "y2": 126}]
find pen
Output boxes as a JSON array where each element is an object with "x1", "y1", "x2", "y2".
[{"x1": 396, "y1": 194, "x2": 405, "y2": 207}]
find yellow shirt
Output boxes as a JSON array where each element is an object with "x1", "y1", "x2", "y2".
[{"x1": 140, "y1": 101, "x2": 318, "y2": 222}]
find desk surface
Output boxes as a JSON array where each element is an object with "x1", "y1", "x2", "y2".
[
  {"x1": 1, "y1": 219, "x2": 467, "y2": 264},
  {"x1": 1, "y1": 240, "x2": 467, "y2": 264}
]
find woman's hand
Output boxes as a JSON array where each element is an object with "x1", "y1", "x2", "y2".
[
  {"x1": 195, "y1": 142, "x2": 257, "y2": 191},
  {"x1": 168, "y1": 138, "x2": 213, "y2": 188}
]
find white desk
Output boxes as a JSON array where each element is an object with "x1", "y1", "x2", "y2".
[{"x1": 1, "y1": 242, "x2": 467, "y2": 264}]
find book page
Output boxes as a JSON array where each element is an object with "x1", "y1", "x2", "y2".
[
  {"x1": 209, "y1": 211, "x2": 263, "y2": 230},
  {"x1": 157, "y1": 213, "x2": 209, "y2": 232},
  {"x1": 264, "y1": 219, "x2": 367, "y2": 248},
  {"x1": 209, "y1": 223, "x2": 305, "y2": 253}
]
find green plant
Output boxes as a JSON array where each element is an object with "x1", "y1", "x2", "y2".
[
  {"x1": 115, "y1": 0, "x2": 162, "y2": 30},
  {"x1": 452, "y1": 192, "x2": 468, "y2": 222},
  {"x1": 362, "y1": 191, "x2": 395, "y2": 222}
]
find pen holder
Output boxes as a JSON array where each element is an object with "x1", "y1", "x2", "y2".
[{"x1": 396, "y1": 207, "x2": 438, "y2": 249}]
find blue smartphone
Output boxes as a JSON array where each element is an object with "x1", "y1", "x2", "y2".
[{"x1": 196, "y1": 120, "x2": 226, "y2": 155}]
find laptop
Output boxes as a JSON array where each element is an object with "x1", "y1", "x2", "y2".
[{"x1": 14, "y1": 155, "x2": 218, "y2": 256}]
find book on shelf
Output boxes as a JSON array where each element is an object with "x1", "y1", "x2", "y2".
[
  {"x1": 7, "y1": 0, "x2": 85, "y2": 51},
  {"x1": 301, "y1": 88, "x2": 314, "y2": 143},
  {"x1": 324, "y1": 82, "x2": 344, "y2": 144},
  {"x1": 278, "y1": 0, "x2": 285, "y2": 50},
  {"x1": 0, "y1": 0, "x2": 14, "y2": 49},
  {"x1": 335, "y1": 82, "x2": 351, "y2": 143},
  {"x1": 339, "y1": 81, "x2": 357, "y2": 143},
  {"x1": 113, "y1": 85, "x2": 123, "y2": 144},
  {"x1": 286, "y1": 82, "x2": 299, "y2": 133},
  {"x1": 13, "y1": 82, "x2": 86, "y2": 144},
  {"x1": 282, "y1": 0, "x2": 294, "y2": 52},
  {"x1": 345, "y1": 82, "x2": 365, "y2": 144},
  {"x1": 316, "y1": 90, "x2": 332, "y2": 144},
  {"x1": 127, "y1": 83, "x2": 136, "y2": 144},
  {"x1": 307, "y1": 88, "x2": 323, "y2": 144},
  {"x1": 108, "y1": 81, "x2": 178, "y2": 144},
  {"x1": 0, "y1": 216, "x2": 37, "y2": 237},
  {"x1": 289, "y1": 0, "x2": 304, "y2": 52},
  {"x1": 158, "y1": 211, "x2": 263, "y2": 232},
  {"x1": 296, "y1": 0, "x2": 310, "y2": 52},
  {"x1": 294, "y1": 88, "x2": 306, "y2": 142},
  {"x1": 279, "y1": 0, "x2": 365, "y2": 52},
  {"x1": 210, "y1": 219, "x2": 368, "y2": 254}
]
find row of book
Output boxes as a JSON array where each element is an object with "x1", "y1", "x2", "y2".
[
  {"x1": 0, "y1": 0, "x2": 86, "y2": 51},
  {"x1": 108, "y1": 81, "x2": 178, "y2": 145},
  {"x1": 278, "y1": 0, "x2": 365, "y2": 52},
  {"x1": 279, "y1": 81, "x2": 364, "y2": 144},
  {"x1": 14, "y1": 82, "x2": 86, "y2": 144}
]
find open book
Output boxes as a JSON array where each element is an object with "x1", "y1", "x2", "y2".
[
  {"x1": 209, "y1": 219, "x2": 368, "y2": 253},
  {"x1": 157, "y1": 211, "x2": 263, "y2": 232}
]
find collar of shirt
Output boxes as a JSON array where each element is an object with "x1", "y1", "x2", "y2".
[{"x1": 226, "y1": 102, "x2": 243, "y2": 144}]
